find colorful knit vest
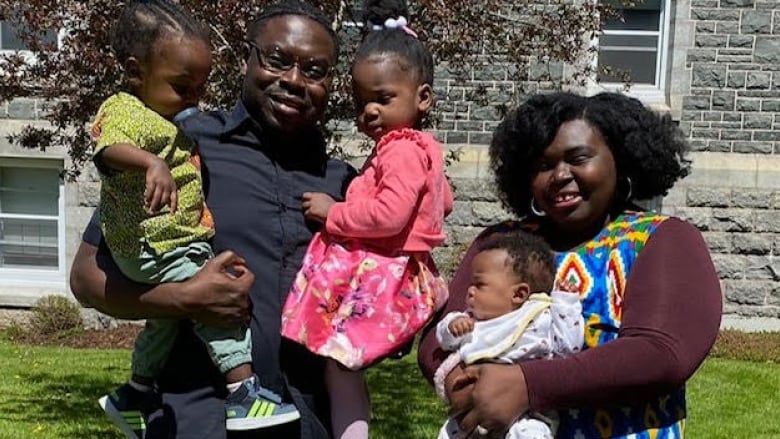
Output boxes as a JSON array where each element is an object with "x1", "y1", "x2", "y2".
[{"x1": 554, "y1": 212, "x2": 685, "y2": 439}]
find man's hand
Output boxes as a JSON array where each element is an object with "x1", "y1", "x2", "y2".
[
  {"x1": 302, "y1": 192, "x2": 336, "y2": 223},
  {"x1": 180, "y1": 250, "x2": 253, "y2": 328},
  {"x1": 145, "y1": 157, "x2": 178, "y2": 214},
  {"x1": 449, "y1": 316, "x2": 475, "y2": 337}
]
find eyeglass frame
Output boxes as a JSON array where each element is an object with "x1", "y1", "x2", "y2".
[{"x1": 245, "y1": 40, "x2": 335, "y2": 84}]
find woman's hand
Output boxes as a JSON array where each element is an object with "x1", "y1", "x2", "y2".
[
  {"x1": 456, "y1": 363, "x2": 530, "y2": 438},
  {"x1": 180, "y1": 250, "x2": 253, "y2": 328}
]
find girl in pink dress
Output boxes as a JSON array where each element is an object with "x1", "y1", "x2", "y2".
[{"x1": 280, "y1": 1, "x2": 452, "y2": 437}]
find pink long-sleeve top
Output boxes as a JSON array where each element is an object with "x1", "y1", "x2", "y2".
[{"x1": 325, "y1": 129, "x2": 454, "y2": 252}]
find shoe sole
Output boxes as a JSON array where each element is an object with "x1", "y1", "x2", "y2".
[
  {"x1": 98, "y1": 395, "x2": 142, "y2": 439},
  {"x1": 226, "y1": 411, "x2": 301, "y2": 431}
]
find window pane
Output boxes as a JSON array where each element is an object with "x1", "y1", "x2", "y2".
[
  {"x1": 0, "y1": 217, "x2": 58, "y2": 269},
  {"x1": 605, "y1": 10, "x2": 661, "y2": 31},
  {"x1": 600, "y1": 34, "x2": 658, "y2": 48},
  {"x1": 598, "y1": 49, "x2": 658, "y2": 84},
  {"x1": 0, "y1": 21, "x2": 57, "y2": 51},
  {"x1": 0, "y1": 167, "x2": 60, "y2": 215}
]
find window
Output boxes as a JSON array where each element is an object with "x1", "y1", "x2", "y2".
[
  {"x1": 0, "y1": 158, "x2": 65, "y2": 287},
  {"x1": 0, "y1": 20, "x2": 58, "y2": 52},
  {"x1": 595, "y1": 0, "x2": 671, "y2": 98}
]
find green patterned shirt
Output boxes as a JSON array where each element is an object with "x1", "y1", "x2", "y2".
[{"x1": 92, "y1": 92, "x2": 214, "y2": 258}]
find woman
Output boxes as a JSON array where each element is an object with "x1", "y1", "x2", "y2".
[{"x1": 418, "y1": 92, "x2": 722, "y2": 439}]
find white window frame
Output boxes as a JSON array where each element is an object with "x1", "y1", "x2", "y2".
[
  {"x1": 0, "y1": 20, "x2": 66, "y2": 65},
  {"x1": 0, "y1": 156, "x2": 66, "y2": 289},
  {"x1": 588, "y1": 0, "x2": 672, "y2": 107}
]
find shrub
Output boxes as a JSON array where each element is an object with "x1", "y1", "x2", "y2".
[{"x1": 29, "y1": 295, "x2": 83, "y2": 336}]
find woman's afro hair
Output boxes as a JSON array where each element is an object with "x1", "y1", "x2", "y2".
[{"x1": 489, "y1": 92, "x2": 691, "y2": 218}]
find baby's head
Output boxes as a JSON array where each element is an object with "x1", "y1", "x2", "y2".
[
  {"x1": 111, "y1": 0, "x2": 212, "y2": 120},
  {"x1": 351, "y1": 0, "x2": 434, "y2": 140},
  {"x1": 467, "y1": 230, "x2": 555, "y2": 321}
]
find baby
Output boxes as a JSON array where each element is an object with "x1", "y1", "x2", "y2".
[{"x1": 434, "y1": 230, "x2": 584, "y2": 439}]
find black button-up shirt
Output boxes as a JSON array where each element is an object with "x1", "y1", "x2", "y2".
[{"x1": 83, "y1": 100, "x2": 356, "y2": 438}]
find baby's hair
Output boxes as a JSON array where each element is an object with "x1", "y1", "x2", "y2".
[
  {"x1": 111, "y1": 0, "x2": 211, "y2": 63},
  {"x1": 478, "y1": 230, "x2": 555, "y2": 294},
  {"x1": 354, "y1": 0, "x2": 434, "y2": 86},
  {"x1": 248, "y1": 0, "x2": 339, "y2": 55}
]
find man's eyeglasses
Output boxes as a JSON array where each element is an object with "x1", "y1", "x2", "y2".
[{"x1": 246, "y1": 41, "x2": 333, "y2": 83}]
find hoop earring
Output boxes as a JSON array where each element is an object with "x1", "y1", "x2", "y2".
[
  {"x1": 530, "y1": 198, "x2": 546, "y2": 217},
  {"x1": 624, "y1": 177, "x2": 633, "y2": 202}
]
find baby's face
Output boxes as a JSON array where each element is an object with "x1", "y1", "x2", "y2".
[{"x1": 466, "y1": 249, "x2": 525, "y2": 321}]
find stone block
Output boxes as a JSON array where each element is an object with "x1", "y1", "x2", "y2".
[
  {"x1": 741, "y1": 11, "x2": 773, "y2": 34},
  {"x1": 745, "y1": 255, "x2": 777, "y2": 279},
  {"x1": 744, "y1": 114, "x2": 774, "y2": 129},
  {"x1": 711, "y1": 253, "x2": 746, "y2": 279},
  {"x1": 727, "y1": 72, "x2": 747, "y2": 89},
  {"x1": 762, "y1": 99, "x2": 780, "y2": 112},
  {"x1": 712, "y1": 208, "x2": 753, "y2": 232},
  {"x1": 723, "y1": 111, "x2": 743, "y2": 122},
  {"x1": 733, "y1": 141, "x2": 773, "y2": 153},
  {"x1": 710, "y1": 122, "x2": 742, "y2": 129},
  {"x1": 471, "y1": 201, "x2": 512, "y2": 224},
  {"x1": 683, "y1": 95, "x2": 711, "y2": 110},
  {"x1": 696, "y1": 22, "x2": 716, "y2": 33},
  {"x1": 711, "y1": 91, "x2": 735, "y2": 110},
  {"x1": 692, "y1": 65, "x2": 727, "y2": 87},
  {"x1": 691, "y1": 129, "x2": 720, "y2": 139},
  {"x1": 77, "y1": 182, "x2": 101, "y2": 207},
  {"x1": 706, "y1": 141, "x2": 733, "y2": 152},
  {"x1": 695, "y1": 34, "x2": 729, "y2": 47},
  {"x1": 721, "y1": 0, "x2": 755, "y2": 7},
  {"x1": 720, "y1": 130, "x2": 753, "y2": 141},
  {"x1": 754, "y1": 210, "x2": 780, "y2": 232},
  {"x1": 451, "y1": 178, "x2": 498, "y2": 202},
  {"x1": 687, "y1": 187, "x2": 731, "y2": 207},
  {"x1": 717, "y1": 21, "x2": 741, "y2": 34},
  {"x1": 445, "y1": 131, "x2": 468, "y2": 144},
  {"x1": 447, "y1": 201, "x2": 477, "y2": 226},
  {"x1": 469, "y1": 132, "x2": 493, "y2": 145},
  {"x1": 681, "y1": 111, "x2": 703, "y2": 121},
  {"x1": 674, "y1": 206, "x2": 714, "y2": 231},
  {"x1": 732, "y1": 188, "x2": 774, "y2": 208},
  {"x1": 754, "y1": 131, "x2": 780, "y2": 141},
  {"x1": 691, "y1": 9, "x2": 740, "y2": 21},
  {"x1": 736, "y1": 99, "x2": 761, "y2": 111},
  {"x1": 772, "y1": 233, "x2": 780, "y2": 253},
  {"x1": 723, "y1": 280, "x2": 770, "y2": 305},
  {"x1": 755, "y1": 37, "x2": 780, "y2": 64},
  {"x1": 687, "y1": 50, "x2": 717, "y2": 63},
  {"x1": 470, "y1": 106, "x2": 500, "y2": 122},
  {"x1": 729, "y1": 35, "x2": 754, "y2": 48},
  {"x1": 746, "y1": 72, "x2": 772, "y2": 89},
  {"x1": 717, "y1": 54, "x2": 755, "y2": 63},
  {"x1": 734, "y1": 235, "x2": 773, "y2": 255},
  {"x1": 702, "y1": 111, "x2": 723, "y2": 122},
  {"x1": 702, "y1": 231, "x2": 733, "y2": 253}
]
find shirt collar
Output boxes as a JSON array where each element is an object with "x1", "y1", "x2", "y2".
[{"x1": 221, "y1": 99, "x2": 254, "y2": 135}]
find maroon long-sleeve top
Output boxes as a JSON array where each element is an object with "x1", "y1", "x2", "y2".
[{"x1": 418, "y1": 217, "x2": 722, "y2": 411}]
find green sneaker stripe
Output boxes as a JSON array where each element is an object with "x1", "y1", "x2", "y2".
[
  {"x1": 248, "y1": 400, "x2": 263, "y2": 418},
  {"x1": 262, "y1": 401, "x2": 276, "y2": 417},
  {"x1": 255, "y1": 401, "x2": 269, "y2": 417}
]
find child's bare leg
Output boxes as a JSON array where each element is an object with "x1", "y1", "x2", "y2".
[
  {"x1": 326, "y1": 359, "x2": 370, "y2": 439},
  {"x1": 225, "y1": 364, "x2": 253, "y2": 384}
]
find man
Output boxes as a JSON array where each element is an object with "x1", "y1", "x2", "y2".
[{"x1": 70, "y1": 1, "x2": 355, "y2": 437}]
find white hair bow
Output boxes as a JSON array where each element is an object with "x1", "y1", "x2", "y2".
[{"x1": 371, "y1": 15, "x2": 418, "y2": 38}]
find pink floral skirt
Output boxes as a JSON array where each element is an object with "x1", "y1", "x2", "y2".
[{"x1": 281, "y1": 232, "x2": 448, "y2": 370}]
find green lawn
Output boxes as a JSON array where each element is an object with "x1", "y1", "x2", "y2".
[{"x1": 1, "y1": 340, "x2": 779, "y2": 438}]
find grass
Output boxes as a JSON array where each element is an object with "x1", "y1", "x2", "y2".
[{"x1": 0, "y1": 330, "x2": 779, "y2": 438}]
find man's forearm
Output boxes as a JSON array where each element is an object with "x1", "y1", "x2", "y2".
[{"x1": 69, "y1": 241, "x2": 189, "y2": 320}]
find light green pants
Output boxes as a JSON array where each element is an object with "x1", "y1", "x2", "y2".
[{"x1": 114, "y1": 241, "x2": 251, "y2": 378}]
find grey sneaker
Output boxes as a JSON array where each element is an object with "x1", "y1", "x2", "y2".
[
  {"x1": 98, "y1": 383, "x2": 158, "y2": 439},
  {"x1": 225, "y1": 376, "x2": 301, "y2": 431}
]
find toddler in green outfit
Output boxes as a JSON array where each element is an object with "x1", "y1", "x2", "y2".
[{"x1": 92, "y1": 1, "x2": 299, "y2": 438}]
